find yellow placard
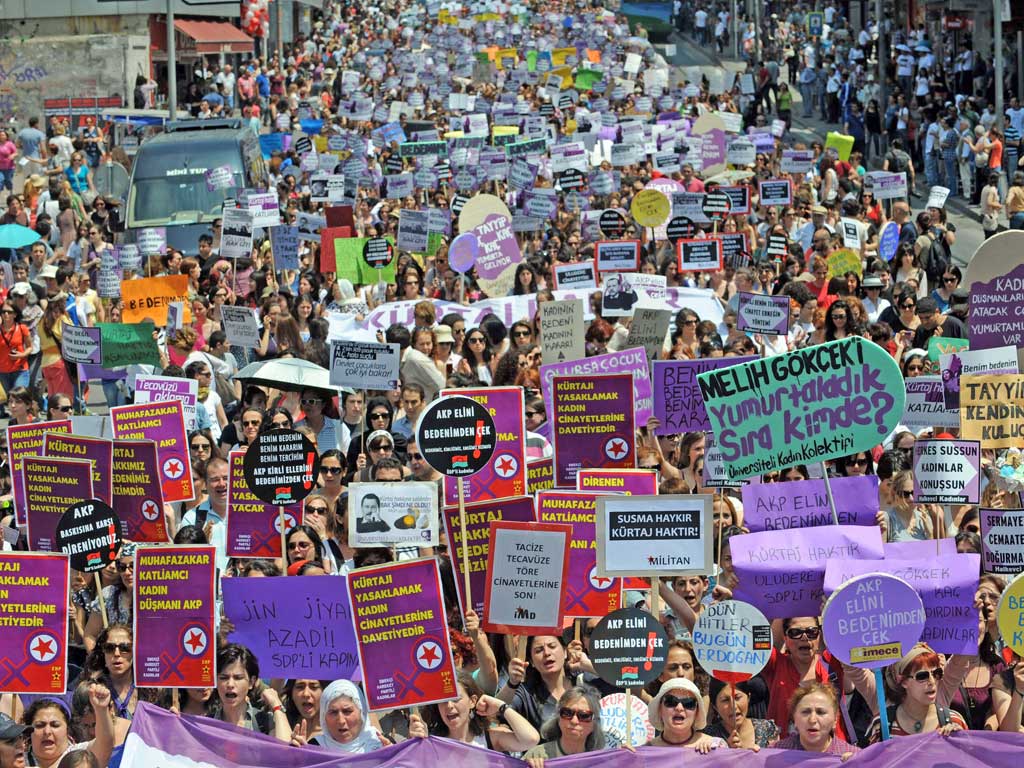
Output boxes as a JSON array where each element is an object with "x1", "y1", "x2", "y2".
[
  {"x1": 825, "y1": 131, "x2": 855, "y2": 162},
  {"x1": 494, "y1": 47, "x2": 518, "y2": 69},
  {"x1": 552, "y1": 47, "x2": 577, "y2": 66},
  {"x1": 630, "y1": 189, "x2": 671, "y2": 227},
  {"x1": 960, "y1": 374, "x2": 1024, "y2": 448},
  {"x1": 120, "y1": 275, "x2": 192, "y2": 326},
  {"x1": 827, "y1": 248, "x2": 862, "y2": 280},
  {"x1": 492, "y1": 126, "x2": 520, "y2": 138},
  {"x1": 997, "y1": 572, "x2": 1024, "y2": 656}
]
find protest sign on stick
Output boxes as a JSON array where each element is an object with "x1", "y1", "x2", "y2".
[
  {"x1": 347, "y1": 481, "x2": 438, "y2": 548},
  {"x1": 7, "y1": 419, "x2": 71, "y2": 526},
  {"x1": 912, "y1": 439, "x2": 981, "y2": 504},
  {"x1": 111, "y1": 401, "x2": 193, "y2": 503},
  {"x1": 596, "y1": 495, "x2": 712, "y2": 577},
  {"x1": 24, "y1": 457, "x2": 94, "y2": 553},
  {"x1": 45, "y1": 433, "x2": 113, "y2": 506},
  {"x1": 226, "y1": 451, "x2": 302, "y2": 559}
]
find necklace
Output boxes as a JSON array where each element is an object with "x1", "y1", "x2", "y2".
[{"x1": 659, "y1": 730, "x2": 692, "y2": 746}]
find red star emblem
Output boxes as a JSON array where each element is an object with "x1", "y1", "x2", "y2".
[
  {"x1": 31, "y1": 638, "x2": 55, "y2": 657},
  {"x1": 608, "y1": 440, "x2": 627, "y2": 458},
  {"x1": 496, "y1": 456, "x2": 515, "y2": 474},
  {"x1": 167, "y1": 460, "x2": 182, "y2": 475},
  {"x1": 184, "y1": 630, "x2": 205, "y2": 653},
  {"x1": 418, "y1": 644, "x2": 440, "y2": 665},
  {"x1": 593, "y1": 576, "x2": 612, "y2": 587}
]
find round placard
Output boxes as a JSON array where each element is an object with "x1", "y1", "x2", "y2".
[
  {"x1": 242, "y1": 428, "x2": 321, "y2": 506},
  {"x1": 822, "y1": 573, "x2": 925, "y2": 669},
  {"x1": 589, "y1": 608, "x2": 668, "y2": 689},
  {"x1": 701, "y1": 191, "x2": 732, "y2": 222},
  {"x1": 362, "y1": 237, "x2": 394, "y2": 269},
  {"x1": 630, "y1": 189, "x2": 671, "y2": 227},
  {"x1": 998, "y1": 572, "x2": 1024, "y2": 658},
  {"x1": 448, "y1": 232, "x2": 479, "y2": 274},
  {"x1": 415, "y1": 395, "x2": 496, "y2": 477},
  {"x1": 56, "y1": 500, "x2": 122, "y2": 573},
  {"x1": 665, "y1": 216, "x2": 697, "y2": 244},
  {"x1": 692, "y1": 600, "x2": 772, "y2": 682},
  {"x1": 599, "y1": 209, "x2": 628, "y2": 238}
]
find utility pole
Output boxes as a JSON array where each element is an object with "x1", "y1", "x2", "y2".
[
  {"x1": 994, "y1": 0, "x2": 1004, "y2": 130},
  {"x1": 876, "y1": 0, "x2": 886, "y2": 142},
  {"x1": 167, "y1": 0, "x2": 177, "y2": 119},
  {"x1": 753, "y1": 0, "x2": 761, "y2": 61},
  {"x1": 276, "y1": 0, "x2": 284, "y2": 65}
]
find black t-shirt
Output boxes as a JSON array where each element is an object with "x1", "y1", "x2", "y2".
[{"x1": 912, "y1": 315, "x2": 966, "y2": 349}]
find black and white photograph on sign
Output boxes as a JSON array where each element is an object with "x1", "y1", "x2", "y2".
[
  {"x1": 329, "y1": 340, "x2": 401, "y2": 390},
  {"x1": 540, "y1": 299, "x2": 586, "y2": 365},
  {"x1": 415, "y1": 396, "x2": 496, "y2": 477},
  {"x1": 601, "y1": 273, "x2": 666, "y2": 318},
  {"x1": 309, "y1": 172, "x2": 330, "y2": 203},
  {"x1": 220, "y1": 207, "x2": 254, "y2": 261},
  {"x1": 595, "y1": 495, "x2": 712, "y2": 577},
  {"x1": 295, "y1": 212, "x2": 325, "y2": 241},
  {"x1": 552, "y1": 261, "x2": 597, "y2": 290},
  {"x1": 676, "y1": 238, "x2": 723, "y2": 272},
  {"x1": 595, "y1": 240, "x2": 640, "y2": 273},
  {"x1": 397, "y1": 209, "x2": 429, "y2": 253},
  {"x1": 220, "y1": 305, "x2": 261, "y2": 349},
  {"x1": 346, "y1": 481, "x2": 438, "y2": 547},
  {"x1": 758, "y1": 178, "x2": 792, "y2": 207}
]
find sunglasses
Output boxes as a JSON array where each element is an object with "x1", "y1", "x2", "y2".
[
  {"x1": 102, "y1": 642, "x2": 132, "y2": 654},
  {"x1": 559, "y1": 708, "x2": 595, "y2": 722},
  {"x1": 900, "y1": 303, "x2": 916, "y2": 310},
  {"x1": 301, "y1": 398, "x2": 323, "y2": 406},
  {"x1": 848, "y1": 457, "x2": 868, "y2": 466},
  {"x1": 190, "y1": 442, "x2": 211, "y2": 451},
  {"x1": 912, "y1": 668, "x2": 944, "y2": 683},
  {"x1": 369, "y1": 412, "x2": 389, "y2": 420},
  {"x1": 116, "y1": 561, "x2": 134, "y2": 572},
  {"x1": 468, "y1": 337, "x2": 486, "y2": 344},
  {"x1": 272, "y1": 419, "x2": 291, "y2": 428},
  {"x1": 901, "y1": 489, "x2": 915, "y2": 499},
  {"x1": 661, "y1": 694, "x2": 699, "y2": 710},
  {"x1": 242, "y1": 419, "x2": 262, "y2": 427},
  {"x1": 785, "y1": 627, "x2": 821, "y2": 640},
  {"x1": 321, "y1": 466, "x2": 343, "y2": 475},
  {"x1": 54, "y1": 405, "x2": 73, "y2": 412},
  {"x1": 408, "y1": 452, "x2": 424, "y2": 461},
  {"x1": 1, "y1": 309, "x2": 15, "y2": 315},
  {"x1": 513, "y1": 330, "x2": 531, "y2": 338},
  {"x1": 369, "y1": 443, "x2": 393, "y2": 452},
  {"x1": 906, "y1": 364, "x2": 924, "y2": 372},
  {"x1": 306, "y1": 505, "x2": 329, "y2": 515},
  {"x1": 942, "y1": 277, "x2": 957, "y2": 283}
]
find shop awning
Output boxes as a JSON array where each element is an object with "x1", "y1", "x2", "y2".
[{"x1": 171, "y1": 19, "x2": 253, "y2": 54}]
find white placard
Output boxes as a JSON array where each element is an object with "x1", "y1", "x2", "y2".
[
  {"x1": 220, "y1": 305, "x2": 261, "y2": 349},
  {"x1": 596, "y1": 495, "x2": 713, "y2": 576},
  {"x1": 347, "y1": 481, "x2": 439, "y2": 547},
  {"x1": 329, "y1": 340, "x2": 401, "y2": 390}
]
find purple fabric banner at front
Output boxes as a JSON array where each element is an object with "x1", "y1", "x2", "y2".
[
  {"x1": 651, "y1": 357, "x2": 756, "y2": 435},
  {"x1": 540, "y1": 347, "x2": 653, "y2": 427},
  {"x1": 121, "y1": 700, "x2": 1024, "y2": 768},
  {"x1": 223, "y1": 575, "x2": 360, "y2": 681},
  {"x1": 741, "y1": 475, "x2": 880, "y2": 532},
  {"x1": 730, "y1": 525, "x2": 885, "y2": 619},
  {"x1": 823, "y1": 554, "x2": 980, "y2": 655}
]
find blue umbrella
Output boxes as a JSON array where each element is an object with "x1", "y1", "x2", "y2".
[{"x1": 0, "y1": 224, "x2": 40, "y2": 249}]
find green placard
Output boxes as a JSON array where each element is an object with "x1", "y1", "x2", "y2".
[
  {"x1": 333, "y1": 237, "x2": 399, "y2": 285},
  {"x1": 928, "y1": 335, "x2": 969, "y2": 363},
  {"x1": 96, "y1": 321, "x2": 160, "y2": 369}
]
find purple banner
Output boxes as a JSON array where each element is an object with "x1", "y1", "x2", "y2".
[
  {"x1": 442, "y1": 387, "x2": 527, "y2": 504},
  {"x1": 551, "y1": 374, "x2": 636, "y2": 488},
  {"x1": 223, "y1": 575, "x2": 360, "y2": 681},
  {"x1": 651, "y1": 357, "x2": 756, "y2": 435},
  {"x1": 110, "y1": 401, "x2": 193, "y2": 503},
  {"x1": 44, "y1": 434, "x2": 113, "y2": 507},
  {"x1": 537, "y1": 491, "x2": 622, "y2": 618},
  {"x1": 112, "y1": 440, "x2": 169, "y2": 543},
  {"x1": 134, "y1": 545, "x2": 216, "y2": 687},
  {"x1": 123, "y1": 700, "x2": 1024, "y2": 768},
  {"x1": 741, "y1": 475, "x2": 880, "y2": 532},
  {"x1": 541, "y1": 347, "x2": 653, "y2": 428},
  {"x1": 348, "y1": 558, "x2": 458, "y2": 711},
  {"x1": 24, "y1": 457, "x2": 94, "y2": 552},
  {"x1": 226, "y1": 451, "x2": 302, "y2": 558},
  {"x1": 969, "y1": 260, "x2": 1024, "y2": 350},
  {"x1": 730, "y1": 525, "x2": 885, "y2": 619},
  {"x1": 577, "y1": 469, "x2": 658, "y2": 495},
  {"x1": 443, "y1": 496, "x2": 536, "y2": 619},
  {"x1": 980, "y1": 507, "x2": 1024, "y2": 575},
  {"x1": 823, "y1": 554, "x2": 980, "y2": 655}
]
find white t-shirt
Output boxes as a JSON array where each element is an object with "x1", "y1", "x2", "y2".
[{"x1": 694, "y1": 9, "x2": 708, "y2": 27}]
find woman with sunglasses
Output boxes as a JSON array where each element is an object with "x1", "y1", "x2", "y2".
[
  {"x1": 885, "y1": 468, "x2": 938, "y2": 542},
  {"x1": 522, "y1": 685, "x2": 601, "y2": 764},
  {"x1": 931, "y1": 266, "x2": 962, "y2": 314},
  {"x1": 646, "y1": 677, "x2": 722, "y2": 752},
  {"x1": 80, "y1": 624, "x2": 156, "y2": 721},
  {"x1": 64, "y1": 153, "x2": 94, "y2": 197},
  {"x1": 302, "y1": 492, "x2": 345, "y2": 574},
  {"x1": 0, "y1": 300, "x2": 31, "y2": 398},
  {"x1": 316, "y1": 448, "x2": 347, "y2": 509},
  {"x1": 83, "y1": 543, "x2": 136, "y2": 654},
  {"x1": 188, "y1": 429, "x2": 219, "y2": 462},
  {"x1": 398, "y1": 265, "x2": 424, "y2": 301},
  {"x1": 457, "y1": 327, "x2": 493, "y2": 385},
  {"x1": 231, "y1": 406, "x2": 265, "y2": 452},
  {"x1": 774, "y1": 682, "x2": 859, "y2": 757},
  {"x1": 865, "y1": 645, "x2": 967, "y2": 742},
  {"x1": 285, "y1": 525, "x2": 329, "y2": 571},
  {"x1": 900, "y1": 349, "x2": 927, "y2": 378},
  {"x1": 837, "y1": 452, "x2": 874, "y2": 477},
  {"x1": 508, "y1": 320, "x2": 534, "y2": 350},
  {"x1": 296, "y1": 388, "x2": 343, "y2": 454},
  {"x1": 959, "y1": 574, "x2": 1009, "y2": 731}
]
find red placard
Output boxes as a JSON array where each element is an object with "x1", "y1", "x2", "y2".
[{"x1": 318, "y1": 226, "x2": 353, "y2": 272}]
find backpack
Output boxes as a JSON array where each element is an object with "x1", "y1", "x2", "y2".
[
  {"x1": 886, "y1": 151, "x2": 907, "y2": 175},
  {"x1": 921, "y1": 235, "x2": 951, "y2": 285}
]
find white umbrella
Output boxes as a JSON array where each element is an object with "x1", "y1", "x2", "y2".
[{"x1": 236, "y1": 358, "x2": 338, "y2": 396}]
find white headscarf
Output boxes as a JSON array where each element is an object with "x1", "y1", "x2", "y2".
[{"x1": 318, "y1": 680, "x2": 383, "y2": 754}]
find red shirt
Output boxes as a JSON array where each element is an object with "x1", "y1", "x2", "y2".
[{"x1": 763, "y1": 647, "x2": 849, "y2": 741}]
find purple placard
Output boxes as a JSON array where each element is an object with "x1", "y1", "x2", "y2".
[
  {"x1": 24, "y1": 457, "x2": 94, "y2": 552},
  {"x1": 442, "y1": 387, "x2": 527, "y2": 505},
  {"x1": 577, "y1": 469, "x2": 658, "y2": 495},
  {"x1": 551, "y1": 374, "x2": 636, "y2": 488},
  {"x1": 541, "y1": 347, "x2": 653, "y2": 427},
  {"x1": 980, "y1": 507, "x2": 1024, "y2": 575},
  {"x1": 226, "y1": 451, "x2": 302, "y2": 558},
  {"x1": 823, "y1": 574, "x2": 926, "y2": 668},
  {"x1": 730, "y1": 525, "x2": 885, "y2": 619},
  {"x1": 44, "y1": 434, "x2": 113, "y2": 507},
  {"x1": 472, "y1": 213, "x2": 523, "y2": 295},
  {"x1": 134, "y1": 545, "x2": 216, "y2": 688},
  {"x1": 223, "y1": 575, "x2": 360, "y2": 681},
  {"x1": 651, "y1": 357, "x2": 756, "y2": 435},
  {"x1": 741, "y1": 476, "x2": 880, "y2": 532},
  {"x1": 112, "y1": 440, "x2": 169, "y2": 543},
  {"x1": 348, "y1": 558, "x2": 458, "y2": 711},
  {"x1": 736, "y1": 292, "x2": 790, "y2": 336},
  {"x1": 7, "y1": 419, "x2": 71, "y2": 526},
  {"x1": 823, "y1": 554, "x2": 980, "y2": 655},
  {"x1": 970, "y1": 261, "x2": 1024, "y2": 350}
]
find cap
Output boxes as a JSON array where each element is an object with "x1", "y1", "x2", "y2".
[
  {"x1": 862, "y1": 276, "x2": 883, "y2": 289},
  {"x1": 38, "y1": 265, "x2": 58, "y2": 280},
  {"x1": 0, "y1": 713, "x2": 28, "y2": 741},
  {"x1": 9, "y1": 282, "x2": 32, "y2": 297},
  {"x1": 916, "y1": 297, "x2": 939, "y2": 315},
  {"x1": 810, "y1": 204, "x2": 827, "y2": 215},
  {"x1": 648, "y1": 678, "x2": 707, "y2": 731},
  {"x1": 951, "y1": 285, "x2": 969, "y2": 302},
  {"x1": 434, "y1": 324, "x2": 454, "y2": 344}
]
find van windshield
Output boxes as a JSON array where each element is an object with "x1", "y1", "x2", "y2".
[{"x1": 126, "y1": 144, "x2": 244, "y2": 227}]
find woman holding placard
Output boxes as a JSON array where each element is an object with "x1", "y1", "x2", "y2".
[
  {"x1": 774, "y1": 682, "x2": 859, "y2": 758},
  {"x1": 522, "y1": 686, "x2": 603, "y2": 764},
  {"x1": 703, "y1": 678, "x2": 778, "y2": 749},
  {"x1": 865, "y1": 646, "x2": 968, "y2": 742},
  {"x1": 504, "y1": 635, "x2": 578, "y2": 731},
  {"x1": 646, "y1": 678, "x2": 723, "y2": 752}
]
